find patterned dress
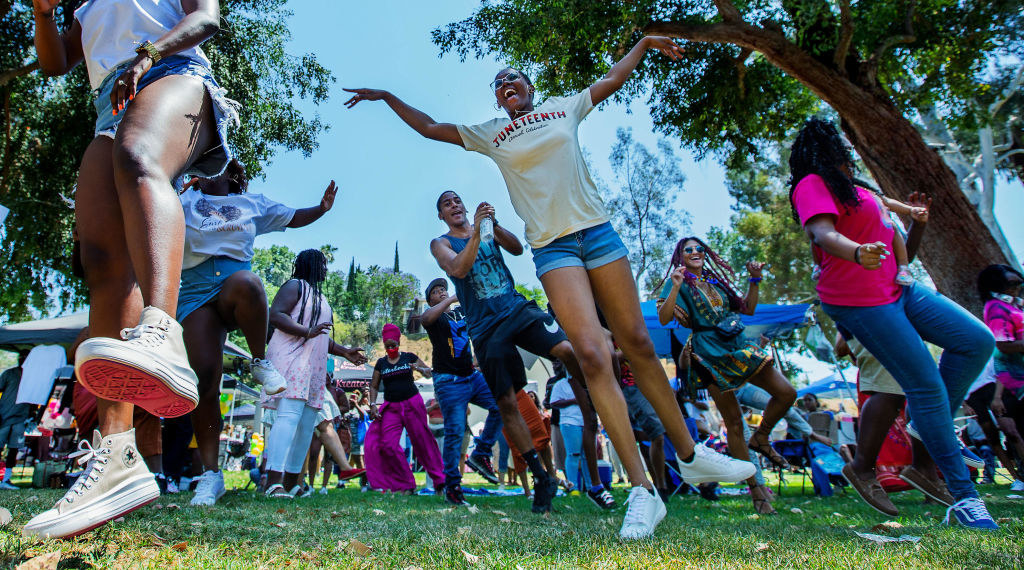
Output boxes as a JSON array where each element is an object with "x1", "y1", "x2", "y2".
[
  {"x1": 660, "y1": 279, "x2": 771, "y2": 392},
  {"x1": 262, "y1": 279, "x2": 330, "y2": 410}
]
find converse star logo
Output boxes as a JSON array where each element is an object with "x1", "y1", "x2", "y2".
[
  {"x1": 544, "y1": 319, "x2": 559, "y2": 334},
  {"x1": 123, "y1": 447, "x2": 138, "y2": 467}
]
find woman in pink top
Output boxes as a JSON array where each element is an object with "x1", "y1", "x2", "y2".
[
  {"x1": 788, "y1": 118, "x2": 997, "y2": 530},
  {"x1": 978, "y1": 265, "x2": 1024, "y2": 461}
]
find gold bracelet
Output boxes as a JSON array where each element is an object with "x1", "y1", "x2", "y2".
[{"x1": 135, "y1": 40, "x2": 162, "y2": 63}]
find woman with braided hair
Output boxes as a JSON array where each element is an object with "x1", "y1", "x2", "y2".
[
  {"x1": 657, "y1": 237, "x2": 796, "y2": 514},
  {"x1": 261, "y1": 249, "x2": 367, "y2": 498}
]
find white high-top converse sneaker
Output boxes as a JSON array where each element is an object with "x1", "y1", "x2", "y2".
[
  {"x1": 76, "y1": 306, "x2": 199, "y2": 418},
  {"x1": 23, "y1": 429, "x2": 159, "y2": 539},
  {"x1": 251, "y1": 358, "x2": 287, "y2": 395}
]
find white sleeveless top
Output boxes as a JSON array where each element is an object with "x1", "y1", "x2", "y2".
[{"x1": 75, "y1": 0, "x2": 211, "y2": 90}]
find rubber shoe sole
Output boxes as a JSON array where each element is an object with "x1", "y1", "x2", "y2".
[
  {"x1": 22, "y1": 474, "x2": 159, "y2": 539},
  {"x1": 465, "y1": 455, "x2": 499, "y2": 484},
  {"x1": 841, "y1": 464, "x2": 898, "y2": 516},
  {"x1": 77, "y1": 357, "x2": 198, "y2": 418}
]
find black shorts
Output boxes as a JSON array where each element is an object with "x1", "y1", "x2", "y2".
[
  {"x1": 967, "y1": 382, "x2": 1024, "y2": 422},
  {"x1": 473, "y1": 301, "x2": 568, "y2": 397}
]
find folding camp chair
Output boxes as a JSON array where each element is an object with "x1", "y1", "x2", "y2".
[{"x1": 771, "y1": 439, "x2": 812, "y2": 496}]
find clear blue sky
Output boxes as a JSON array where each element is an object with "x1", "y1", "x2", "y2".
[{"x1": 248, "y1": 1, "x2": 1023, "y2": 383}]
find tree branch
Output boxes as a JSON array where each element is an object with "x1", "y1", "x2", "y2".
[
  {"x1": 0, "y1": 62, "x2": 40, "y2": 89},
  {"x1": 833, "y1": 0, "x2": 854, "y2": 71},
  {"x1": 869, "y1": 0, "x2": 917, "y2": 64},
  {"x1": 990, "y1": 65, "x2": 1024, "y2": 117},
  {"x1": 997, "y1": 149, "x2": 1024, "y2": 163},
  {"x1": 713, "y1": 0, "x2": 742, "y2": 23}
]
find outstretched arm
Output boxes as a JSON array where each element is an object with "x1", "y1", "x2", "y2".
[
  {"x1": 420, "y1": 294, "x2": 459, "y2": 327},
  {"x1": 288, "y1": 181, "x2": 337, "y2": 228},
  {"x1": 741, "y1": 262, "x2": 765, "y2": 316},
  {"x1": 343, "y1": 89, "x2": 464, "y2": 147},
  {"x1": 589, "y1": 36, "x2": 684, "y2": 106}
]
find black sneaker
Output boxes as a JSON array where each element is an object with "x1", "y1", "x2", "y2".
[
  {"x1": 698, "y1": 482, "x2": 719, "y2": 502},
  {"x1": 445, "y1": 484, "x2": 469, "y2": 506},
  {"x1": 657, "y1": 487, "x2": 671, "y2": 504},
  {"x1": 465, "y1": 454, "x2": 499, "y2": 484},
  {"x1": 532, "y1": 477, "x2": 558, "y2": 513},
  {"x1": 587, "y1": 487, "x2": 617, "y2": 509}
]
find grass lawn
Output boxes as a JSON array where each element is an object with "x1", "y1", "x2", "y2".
[{"x1": 0, "y1": 470, "x2": 1022, "y2": 569}]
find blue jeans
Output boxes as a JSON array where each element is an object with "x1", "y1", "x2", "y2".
[
  {"x1": 561, "y1": 423, "x2": 591, "y2": 489},
  {"x1": 433, "y1": 371, "x2": 503, "y2": 485},
  {"x1": 823, "y1": 283, "x2": 995, "y2": 500}
]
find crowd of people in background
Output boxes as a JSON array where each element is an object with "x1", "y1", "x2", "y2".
[{"x1": 0, "y1": 0, "x2": 1018, "y2": 544}]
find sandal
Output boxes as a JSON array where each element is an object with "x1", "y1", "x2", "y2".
[
  {"x1": 750, "y1": 485, "x2": 777, "y2": 515},
  {"x1": 265, "y1": 483, "x2": 293, "y2": 499},
  {"x1": 747, "y1": 433, "x2": 790, "y2": 471}
]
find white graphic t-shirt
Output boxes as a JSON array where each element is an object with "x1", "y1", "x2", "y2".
[
  {"x1": 180, "y1": 189, "x2": 294, "y2": 269},
  {"x1": 457, "y1": 89, "x2": 609, "y2": 249}
]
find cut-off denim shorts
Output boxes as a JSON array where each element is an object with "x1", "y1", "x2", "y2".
[
  {"x1": 93, "y1": 55, "x2": 239, "y2": 179},
  {"x1": 531, "y1": 221, "x2": 629, "y2": 278},
  {"x1": 176, "y1": 256, "x2": 252, "y2": 323}
]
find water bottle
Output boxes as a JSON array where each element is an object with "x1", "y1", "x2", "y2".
[{"x1": 479, "y1": 217, "x2": 494, "y2": 242}]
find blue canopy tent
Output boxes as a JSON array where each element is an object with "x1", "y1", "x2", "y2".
[
  {"x1": 640, "y1": 301, "x2": 812, "y2": 359},
  {"x1": 797, "y1": 372, "x2": 858, "y2": 399}
]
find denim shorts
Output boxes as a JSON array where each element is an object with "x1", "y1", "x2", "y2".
[
  {"x1": 93, "y1": 55, "x2": 239, "y2": 179},
  {"x1": 176, "y1": 256, "x2": 252, "y2": 322},
  {"x1": 531, "y1": 221, "x2": 629, "y2": 278}
]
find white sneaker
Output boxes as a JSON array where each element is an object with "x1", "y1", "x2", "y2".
[
  {"x1": 678, "y1": 444, "x2": 757, "y2": 484},
  {"x1": 76, "y1": 307, "x2": 199, "y2": 418},
  {"x1": 1010, "y1": 480, "x2": 1024, "y2": 492},
  {"x1": 23, "y1": 429, "x2": 159, "y2": 539},
  {"x1": 252, "y1": 358, "x2": 287, "y2": 395},
  {"x1": 318, "y1": 487, "x2": 328, "y2": 495},
  {"x1": 190, "y1": 470, "x2": 226, "y2": 506},
  {"x1": 619, "y1": 486, "x2": 666, "y2": 540},
  {"x1": 166, "y1": 479, "x2": 179, "y2": 494}
]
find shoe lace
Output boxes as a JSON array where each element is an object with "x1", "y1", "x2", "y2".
[
  {"x1": 697, "y1": 445, "x2": 731, "y2": 465},
  {"x1": 623, "y1": 489, "x2": 651, "y2": 527},
  {"x1": 120, "y1": 320, "x2": 170, "y2": 347},
  {"x1": 194, "y1": 473, "x2": 215, "y2": 497},
  {"x1": 944, "y1": 497, "x2": 989, "y2": 524},
  {"x1": 64, "y1": 439, "x2": 111, "y2": 504}
]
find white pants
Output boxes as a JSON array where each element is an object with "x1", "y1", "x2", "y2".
[{"x1": 265, "y1": 398, "x2": 318, "y2": 474}]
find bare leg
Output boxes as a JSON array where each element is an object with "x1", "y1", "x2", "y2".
[
  {"x1": 746, "y1": 365, "x2": 798, "y2": 446},
  {"x1": 541, "y1": 265, "x2": 651, "y2": 489},
  {"x1": 215, "y1": 271, "x2": 271, "y2": 360},
  {"x1": 315, "y1": 421, "x2": 354, "y2": 471},
  {"x1": 708, "y1": 385, "x2": 772, "y2": 514},
  {"x1": 586, "y1": 259, "x2": 696, "y2": 457},
  {"x1": 182, "y1": 306, "x2": 228, "y2": 472},
  {"x1": 850, "y1": 393, "x2": 904, "y2": 479}
]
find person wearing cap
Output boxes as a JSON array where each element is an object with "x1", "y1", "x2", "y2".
[
  {"x1": 421, "y1": 278, "x2": 504, "y2": 505},
  {"x1": 363, "y1": 324, "x2": 445, "y2": 493}
]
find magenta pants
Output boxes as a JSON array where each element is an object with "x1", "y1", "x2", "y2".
[{"x1": 364, "y1": 392, "x2": 445, "y2": 492}]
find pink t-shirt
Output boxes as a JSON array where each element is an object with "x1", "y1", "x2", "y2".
[
  {"x1": 983, "y1": 298, "x2": 1024, "y2": 390},
  {"x1": 792, "y1": 174, "x2": 900, "y2": 307}
]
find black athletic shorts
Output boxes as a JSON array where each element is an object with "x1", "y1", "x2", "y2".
[{"x1": 473, "y1": 301, "x2": 568, "y2": 397}]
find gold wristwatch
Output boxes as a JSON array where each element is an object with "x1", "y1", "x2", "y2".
[{"x1": 135, "y1": 40, "x2": 162, "y2": 63}]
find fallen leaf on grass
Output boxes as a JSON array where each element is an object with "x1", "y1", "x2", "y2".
[
  {"x1": 25, "y1": 496, "x2": 38, "y2": 502},
  {"x1": 15, "y1": 551, "x2": 60, "y2": 570},
  {"x1": 276, "y1": 508, "x2": 287, "y2": 514},
  {"x1": 151, "y1": 503, "x2": 163, "y2": 510},
  {"x1": 461, "y1": 550, "x2": 479, "y2": 564},
  {"x1": 373, "y1": 509, "x2": 386, "y2": 516},
  {"x1": 165, "y1": 503, "x2": 180, "y2": 510},
  {"x1": 274, "y1": 522, "x2": 288, "y2": 528},
  {"x1": 113, "y1": 517, "x2": 125, "y2": 523},
  {"x1": 997, "y1": 517, "x2": 1012, "y2": 524},
  {"x1": 171, "y1": 542, "x2": 188, "y2": 552},
  {"x1": 755, "y1": 543, "x2": 769, "y2": 553},
  {"x1": 747, "y1": 514, "x2": 760, "y2": 520},
  {"x1": 343, "y1": 539, "x2": 372, "y2": 557},
  {"x1": 499, "y1": 518, "x2": 512, "y2": 523},
  {"x1": 870, "y1": 521, "x2": 904, "y2": 533},
  {"x1": 832, "y1": 512, "x2": 843, "y2": 517},
  {"x1": 855, "y1": 532, "x2": 921, "y2": 545},
  {"x1": 190, "y1": 522, "x2": 202, "y2": 527},
  {"x1": 492, "y1": 510, "x2": 507, "y2": 516},
  {"x1": 330, "y1": 511, "x2": 343, "y2": 519},
  {"x1": 457, "y1": 527, "x2": 471, "y2": 535},
  {"x1": 467, "y1": 505, "x2": 480, "y2": 514},
  {"x1": 0, "y1": 508, "x2": 11, "y2": 525},
  {"x1": 789, "y1": 507, "x2": 803, "y2": 514}
]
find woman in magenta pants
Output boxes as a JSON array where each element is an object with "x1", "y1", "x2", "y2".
[{"x1": 363, "y1": 324, "x2": 445, "y2": 492}]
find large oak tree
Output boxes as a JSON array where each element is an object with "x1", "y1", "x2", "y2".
[{"x1": 434, "y1": 0, "x2": 1023, "y2": 311}]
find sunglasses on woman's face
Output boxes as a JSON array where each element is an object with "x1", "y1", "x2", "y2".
[
  {"x1": 683, "y1": 246, "x2": 705, "y2": 254},
  {"x1": 490, "y1": 72, "x2": 521, "y2": 92}
]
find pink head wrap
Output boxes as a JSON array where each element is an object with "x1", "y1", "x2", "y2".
[{"x1": 382, "y1": 323, "x2": 401, "y2": 343}]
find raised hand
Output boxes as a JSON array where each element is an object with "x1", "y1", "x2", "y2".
[
  {"x1": 320, "y1": 180, "x2": 337, "y2": 213},
  {"x1": 670, "y1": 266, "x2": 686, "y2": 287},
  {"x1": 906, "y1": 191, "x2": 931, "y2": 223},
  {"x1": 343, "y1": 88, "x2": 389, "y2": 108},
  {"x1": 644, "y1": 36, "x2": 685, "y2": 61},
  {"x1": 855, "y1": 241, "x2": 890, "y2": 270},
  {"x1": 746, "y1": 261, "x2": 766, "y2": 279}
]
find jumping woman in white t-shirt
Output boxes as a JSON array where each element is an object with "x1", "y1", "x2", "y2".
[
  {"x1": 344, "y1": 36, "x2": 755, "y2": 539},
  {"x1": 28, "y1": 0, "x2": 237, "y2": 539},
  {"x1": 178, "y1": 159, "x2": 365, "y2": 508}
]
